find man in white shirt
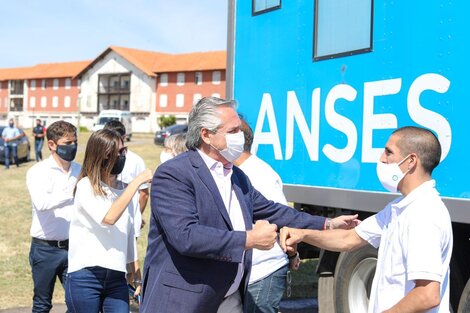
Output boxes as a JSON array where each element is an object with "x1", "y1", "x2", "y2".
[
  {"x1": 234, "y1": 116, "x2": 299, "y2": 313},
  {"x1": 26, "y1": 120, "x2": 81, "y2": 313},
  {"x1": 2, "y1": 118, "x2": 24, "y2": 169},
  {"x1": 280, "y1": 126, "x2": 453, "y2": 313}
]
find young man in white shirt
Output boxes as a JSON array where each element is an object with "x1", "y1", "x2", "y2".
[
  {"x1": 2, "y1": 118, "x2": 24, "y2": 169},
  {"x1": 234, "y1": 116, "x2": 300, "y2": 313},
  {"x1": 26, "y1": 120, "x2": 81, "y2": 313},
  {"x1": 280, "y1": 126, "x2": 453, "y2": 313}
]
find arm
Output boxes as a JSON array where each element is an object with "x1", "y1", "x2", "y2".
[
  {"x1": 383, "y1": 280, "x2": 441, "y2": 313},
  {"x1": 280, "y1": 227, "x2": 368, "y2": 254},
  {"x1": 102, "y1": 170, "x2": 152, "y2": 225},
  {"x1": 138, "y1": 187, "x2": 149, "y2": 213}
]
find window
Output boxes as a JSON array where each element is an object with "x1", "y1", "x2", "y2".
[
  {"x1": 193, "y1": 93, "x2": 202, "y2": 104},
  {"x1": 30, "y1": 80, "x2": 36, "y2": 90},
  {"x1": 212, "y1": 93, "x2": 221, "y2": 98},
  {"x1": 176, "y1": 94, "x2": 184, "y2": 107},
  {"x1": 253, "y1": 0, "x2": 281, "y2": 15},
  {"x1": 52, "y1": 96, "x2": 59, "y2": 108},
  {"x1": 177, "y1": 73, "x2": 185, "y2": 86},
  {"x1": 64, "y1": 96, "x2": 71, "y2": 108},
  {"x1": 212, "y1": 71, "x2": 221, "y2": 85},
  {"x1": 41, "y1": 96, "x2": 47, "y2": 108},
  {"x1": 195, "y1": 72, "x2": 203, "y2": 85},
  {"x1": 65, "y1": 78, "x2": 72, "y2": 89},
  {"x1": 41, "y1": 79, "x2": 47, "y2": 90},
  {"x1": 97, "y1": 73, "x2": 131, "y2": 112},
  {"x1": 160, "y1": 74, "x2": 168, "y2": 86},
  {"x1": 53, "y1": 79, "x2": 59, "y2": 90},
  {"x1": 77, "y1": 79, "x2": 81, "y2": 89},
  {"x1": 314, "y1": 0, "x2": 373, "y2": 60},
  {"x1": 159, "y1": 94, "x2": 168, "y2": 107},
  {"x1": 10, "y1": 80, "x2": 24, "y2": 95},
  {"x1": 30, "y1": 97, "x2": 36, "y2": 108}
]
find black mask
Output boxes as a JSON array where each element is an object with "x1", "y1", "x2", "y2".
[
  {"x1": 56, "y1": 143, "x2": 77, "y2": 162},
  {"x1": 110, "y1": 154, "x2": 126, "y2": 175},
  {"x1": 9, "y1": 123, "x2": 14, "y2": 127}
]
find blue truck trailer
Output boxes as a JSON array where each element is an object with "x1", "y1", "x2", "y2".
[{"x1": 227, "y1": 0, "x2": 470, "y2": 312}]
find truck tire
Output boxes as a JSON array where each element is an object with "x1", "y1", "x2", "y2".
[
  {"x1": 458, "y1": 278, "x2": 470, "y2": 313},
  {"x1": 334, "y1": 245, "x2": 378, "y2": 313},
  {"x1": 318, "y1": 275, "x2": 335, "y2": 313}
]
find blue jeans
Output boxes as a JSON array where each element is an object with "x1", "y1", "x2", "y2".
[
  {"x1": 4, "y1": 144, "x2": 18, "y2": 168},
  {"x1": 246, "y1": 265, "x2": 288, "y2": 313},
  {"x1": 29, "y1": 240, "x2": 69, "y2": 313},
  {"x1": 35, "y1": 140, "x2": 44, "y2": 161},
  {"x1": 65, "y1": 266, "x2": 129, "y2": 313}
]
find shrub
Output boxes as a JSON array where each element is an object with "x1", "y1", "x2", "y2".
[{"x1": 158, "y1": 115, "x2": 176, "y2": 129}]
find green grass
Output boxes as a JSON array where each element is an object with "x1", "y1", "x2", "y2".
[{"x1": 0, "y1": 130, "x2": 318, "y2": 309}]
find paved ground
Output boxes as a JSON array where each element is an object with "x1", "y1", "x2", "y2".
[{"x1": 0, "y1": 298, "x2": 318, "y2": 313}]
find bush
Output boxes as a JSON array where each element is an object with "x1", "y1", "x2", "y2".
[
  {"x1": 158, "y1": 115, "x2": 176, "y2": 129},
  {"x1": 79, "y1": 126, "x2": 88, "y2": 132}
]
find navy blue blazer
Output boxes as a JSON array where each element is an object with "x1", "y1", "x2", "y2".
[{"x1": 141, "y1": 149, "x2": 325, "y2": 313}]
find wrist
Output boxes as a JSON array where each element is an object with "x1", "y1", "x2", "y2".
[
  {"x1": 324, "y1": 218, "x2": 333, "y2": 230},
  {"x1": 288, "y1": 251, "x2": 299, "y2": 259},
  {"x1": 133, "y1": 279, "x2": 142, "y2": 285}
]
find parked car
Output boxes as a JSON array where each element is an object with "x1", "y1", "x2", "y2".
[
  {"x1": 0, "y1": 126, "x2": 31, "y2": 164},
  {"x1": 154, "y1": 124, "x2": 188, "y2": 145}
]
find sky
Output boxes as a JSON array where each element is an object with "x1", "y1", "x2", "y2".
[{"x1": 0, "y1": 0, "x2": 228, "y2": 68}]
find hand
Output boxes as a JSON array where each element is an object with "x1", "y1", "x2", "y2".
[
  {"x1": 136, "y1": 169, "x2": 153, "y2": 186},
  {"x1": 279, "y1": 227, "x2": 304, "y2": 254},
  {"x1": 288, "y1": 252, "x2": 301, "y2": 271},
  {"x1": 331, "y1": 214, "x2": 360, "y2": 230},
  {"x1": 246, "y1": 220, "x2": 278, "y2": 250}
]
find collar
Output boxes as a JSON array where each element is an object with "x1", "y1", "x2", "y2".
[
  {"x1": 197, "y1": 149, "x2": 232, "y2": 178},
  {"x1": 392, "y1": 180, "x2": 438, "y2": 212},
  {"x1": 45, "y1": 155, "x2": 73, "y2": 174}
]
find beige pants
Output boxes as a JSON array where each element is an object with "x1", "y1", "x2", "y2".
[{"x1": 217, "y1": 291, "x2": 243, "y2": 313}]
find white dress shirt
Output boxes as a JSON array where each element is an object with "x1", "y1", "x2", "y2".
[
  {"x1": 197, "y1": 150, "x2": 246, "y2": 297},
  {"x1": 27, "y1": 156, "x2": 81, "y2": 240},
  {"x1": 355, "y1": 180, "x2": 453, "y2": 313},
  {"x1": 239, "y1": 154, "x2": 289, "y2": 284},
  {"x1": 68, "y1": 177, "x2": 137, "y2": 273},
  {"x1": 119, "y1": 149, "x2": 148, "y2": 237}
]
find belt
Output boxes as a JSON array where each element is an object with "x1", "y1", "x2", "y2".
[{"x1": 32, "y1": 237, "x2": 69, "y2": 249}]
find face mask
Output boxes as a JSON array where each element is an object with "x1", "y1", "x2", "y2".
[
  {"x1": 160, "y1": 151, "x2": 174, "y2": 164},
  {"x1": 56, "y1": 143, "x2": 77, "y2": 162},
  {"x1": 111, "y1": 154, "x2": 126, "y2": 175},
  {"x1": 376, "y1": 155, "x2": 411, "y2": 192},
  {"x1": 9, "y1": 123, "x2": 14, "y2": 128},
  {"x1": 213, "y1": 131, "x2": 245, "y2": 163}
]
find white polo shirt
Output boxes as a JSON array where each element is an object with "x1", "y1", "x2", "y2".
[
  {"x1": 355, "y1": 180, "x2": 453, "y2": 313},
  {"x1": 239, "y1": 154, "x2": 289, "y2": 284},
  {"x1": 68, "y1": 177, "x2": 137, "y2": 274},
  {"x1": 119, "y1": 149, "x2": 149, "y2": 237},
  {"x1": 27, "y1": 156, "x2": 81, "y2": 241}
]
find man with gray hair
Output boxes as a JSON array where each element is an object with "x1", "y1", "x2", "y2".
[{"x1": 141, "y1": 97, "x2": 358, "y2": 313}]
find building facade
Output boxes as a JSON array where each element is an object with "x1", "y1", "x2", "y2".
[{"x1": 0, "y1": 46, "x2": 226, "y2": 132}]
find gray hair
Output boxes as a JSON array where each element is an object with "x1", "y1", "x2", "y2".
[
  {"x1": 186, "y1": 97, "x2": 237, "y2": 149},
  {"x1": 164, "y1": 133, "x2": 188, "y2": 156}
]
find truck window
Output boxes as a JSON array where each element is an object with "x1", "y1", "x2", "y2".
[
  {"x1": 252, "y1": 0, "x2": 281, "y2": 15},
  {"x1": 314, "y1": 0, "x2": 373, "y2": 60}
]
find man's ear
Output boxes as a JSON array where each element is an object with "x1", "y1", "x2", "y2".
[
  {"x1": 201, "y1": 128, "x2": 211, "y2": 145},
  {"x1": 408, "y1": 153, "x2": 418, "y2": 170},
  {"x1": 47, "y1": 140, "x2": 56, "y2": 152}
]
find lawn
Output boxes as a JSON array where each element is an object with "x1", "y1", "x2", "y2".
[{"x1": 0, "y1": 130, "x2": 318, "y2": 309}]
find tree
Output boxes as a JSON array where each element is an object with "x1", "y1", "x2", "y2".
[{"x1": 157, "y1": 115, "x2": 176, "y2": 129}]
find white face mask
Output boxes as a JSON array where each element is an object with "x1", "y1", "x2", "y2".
[
  {"x1": 376, "y1": 155, "x2": 411, "y2": 193},
  {"x1": 160, "y1": 151, "x2": 174, "y2": 164},
  {"x1": 213, "y1": 131, "x2": 245, "y2": 163}
]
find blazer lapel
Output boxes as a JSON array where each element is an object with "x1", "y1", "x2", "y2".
[{"x1": 189, "y1": 150, "x2": 233, "y2": 230}]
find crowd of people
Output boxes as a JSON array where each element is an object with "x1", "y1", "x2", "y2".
[{"x1": 22, "y1": 96, "x2": 452, "y2": 313}]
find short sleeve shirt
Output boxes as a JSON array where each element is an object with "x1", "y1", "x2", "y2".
[
  {"x1": 355, "y1": 180, "x2": 453, "y2": 313},
  {"x1": 2, "y1": 127, "x2": 21, "y2": 146}
]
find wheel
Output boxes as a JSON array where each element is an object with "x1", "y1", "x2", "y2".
[
  {"x1": 318, "y1": 275, "x2": 335, "y2": 313},
  {"x1": 334, "y1": 245, "x2": 378, "y2": 313},
  {"x1": 458, "y1": 278, "x2": 470, "y2": 313}
]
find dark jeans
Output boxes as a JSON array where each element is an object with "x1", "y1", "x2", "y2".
[
  {"x1": 34, "y1": 140, "x2": 44, "y2": 161},
  {"x1": 65, "y1": 266, "x2": 129, "y2": 313},
  {"x1": 246, "y1": 265, "x2": 288, "y2": 313},
  {"x1": 29, "y1": 240, "x2": 69, "y2": 313},
  {"x1": 4, "y1": 144, "x2": 18, "y2": 168}
]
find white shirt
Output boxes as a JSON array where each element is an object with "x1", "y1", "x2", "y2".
[
  {"x1": 27, "y1": 156, "x2": 81, "y2": 240},
  {"x1": 197, "y1": 150, "x2": 246, "y2": 297},
  {"x1": 119, "y1": 149, "x2": 149, "y2": 237},
  {"x1": 355, "y1": 180, "x2": 453, "y2": 313},
  {"x1": 239, "y1": 154, "x2": 289, "y2": 284},
  {"x1": 68, "y1": 177, "x2": 137, "y2": 273}
]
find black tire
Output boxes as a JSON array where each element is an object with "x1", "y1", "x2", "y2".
[
  {"x1": 334, "y1": 245, "x2": 378, "y2": 313},
  {"x1": 458, "y1": 278, "x2": 470, "y2": 313},
  {"x1": 318, "y1": 275, "x2": 335, "y2": 313}
]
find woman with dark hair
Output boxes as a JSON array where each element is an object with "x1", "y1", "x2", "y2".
[{"x1": 65, "y1": 129, "x2": 152, "y2": 313}]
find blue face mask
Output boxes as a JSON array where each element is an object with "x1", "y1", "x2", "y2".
[{"x1": 56, "y1": 143, "x2": 77, "y2": 162}]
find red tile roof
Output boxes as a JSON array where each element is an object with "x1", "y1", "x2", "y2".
[{"x1": 0, "y1": 61, "x2": 91, "y2": 81}]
